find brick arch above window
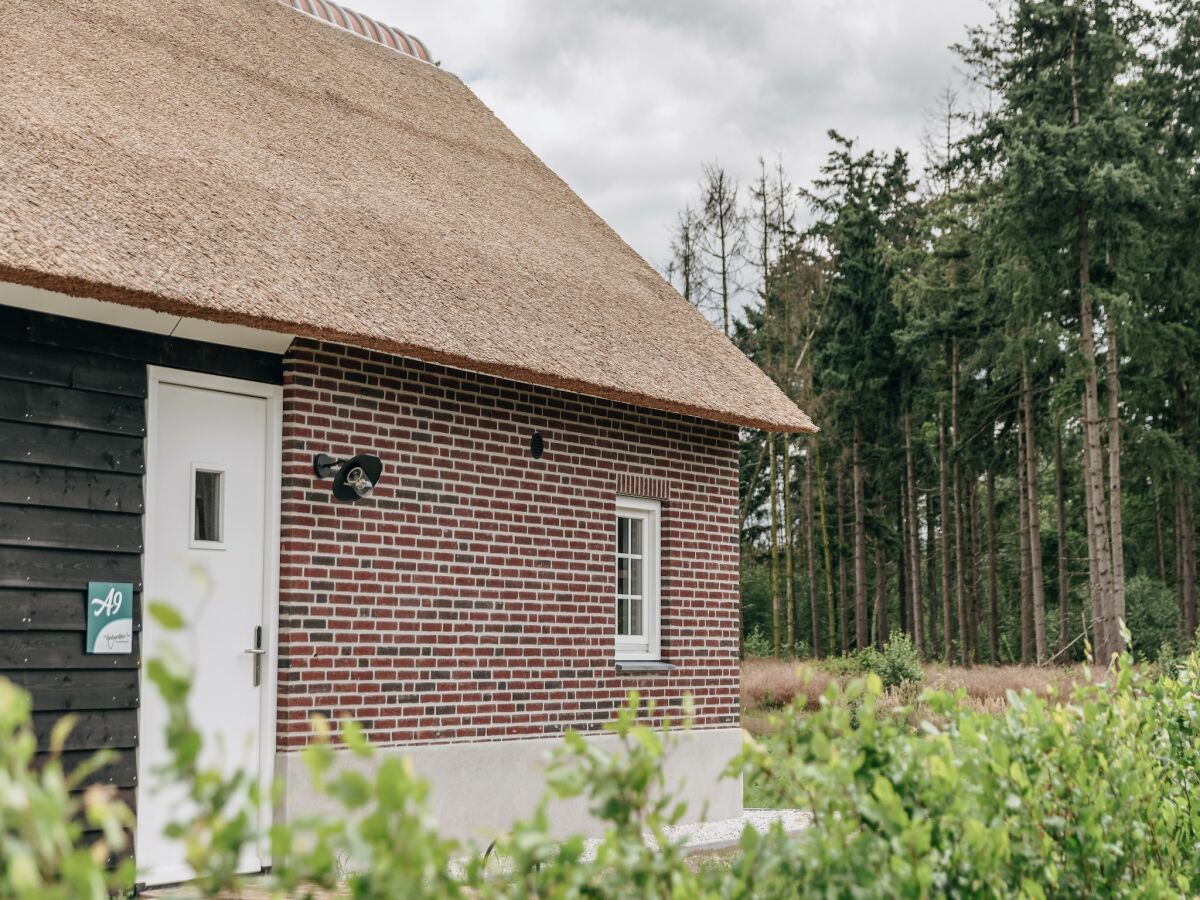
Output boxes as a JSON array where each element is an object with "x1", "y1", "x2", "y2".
[{"x1": 614, "y1": 474, "x2": 670, "y2": 502}]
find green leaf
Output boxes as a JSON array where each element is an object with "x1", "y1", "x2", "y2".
[
  {"x1": 48, "y1": 714, "x2": 77, "y2": 756},
  {"x1": 148, "y1": 601, "x2": 186, "y2": 630}
]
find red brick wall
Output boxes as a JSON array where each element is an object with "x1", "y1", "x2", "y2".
[{"x1": 277, "y1": 340, "x2": 740, "y2": 749}]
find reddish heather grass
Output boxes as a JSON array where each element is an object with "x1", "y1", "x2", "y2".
[
  {"x1": 741, "y1": 657, "x2": 1105, "y2": 733},
  {"x1": 921, "y1": 663, "x2": 1103, "y2": 702},
  {"x1": 740, "y1": 658, "x2": 834, "y2": 713}
]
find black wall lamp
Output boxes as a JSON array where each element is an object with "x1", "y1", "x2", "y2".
[{"x1": 313, "y1": 452, "x2": 384, "y2": 502}]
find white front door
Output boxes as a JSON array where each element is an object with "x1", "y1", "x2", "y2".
[{"x1": 138, "y1": 368, "x2": 281, "y2": 887}]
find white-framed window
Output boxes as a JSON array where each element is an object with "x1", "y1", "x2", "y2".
[
  {"x1": 190, "y1": 462, "x2": 227, "y2": 550},
  {"x1": 615, "y1": 496, "x2": 661, "y2": 660}
]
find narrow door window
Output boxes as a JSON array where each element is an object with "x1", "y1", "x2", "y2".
[{"x1": 191, "y1": 464, "x2": 226, "y2": 548}]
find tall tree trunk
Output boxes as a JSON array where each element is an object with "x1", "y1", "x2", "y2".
[
  {"x1": 938, "y1": 412, "x2": 953, "y2": 663},
  {"x1": 769, "y1": 433, "x2": 781, "y2": 657},
  {"x1": 763, "y1": 172, "x2": 782, "y2": 657},
  {"x1": 853, "y1": 426, "x2": 868, "y2": 650},
  {"x1": 1023, "y1": 369, "x2": 1048, "y2": 663},
  {"x1": 719, "y1": 248, "x2": 730, "y2": 337},
  {"x1": 1082, "y1": 398, "x2": 1107, "y2": 660},
  {"x1": 784, "y1": 438, "x2": 796, "y2": 656},
  {"x1": 874, "y1": 534, "x2": 887, "y2": 649},
  {"x1": 968, "y1": 477, "x2": 982, "y2": 664},
  {"x1": 1081, "y1": 357, "x2": 1115, "y2": 660},
  {"x1": 1176, "y1": 487, "x2": 1184, "y2": 603},
  {"x1": 714, "y1": 188, "x2": 734, "y2": 338},
  {"x1": 987, "y1": 466, "x2": 999, "y2": 664},
  {"x1": 1176, "y1": 375, "x2": 1197, "y2": 641},
  {"x1": 1153, "y1": 485, "x2": 1167, "y2": 586},
  {"x1": 1055, "y1": 427, "x2": 1071, "y2": 656},
  {"x1": 897, "y1": 486, "x2": 908, "y2": 637},
  {"x1": 805, "y1": 449, "x2": 821, "y2": 658},
  {"x1": 816, "y1": 442, "x2": 838, "y2": 658},
  {"x1": 1106, "y1": 319, "x2": 1125, "y2": 644},
  {"x1": 1070, "y1": 28, "x2": 1117, "y2": 663},
  {"x1": 904, "y1": 413, "x2": 924, "y2": 658},
  {"x1": 1180, "y1": 494, "x2": 1190, "y2": 643},
  {"x1": 1179, "y1": 483, "x2": 1198, "y2": 643},
  {"x1": 951, "y1": 341, "x2": 968, "y2": 666},
  {"x1": 1018, "y1": 411, "x2": 1033, "y2": 664},
  {"x1": 838, "y1": 464, "x2": 850, "y2": 655},
  {"x1": 926, "y1": 491, "x2": 938, "y2": 658}
]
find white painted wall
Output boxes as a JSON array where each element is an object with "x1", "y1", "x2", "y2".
[{"x1": 274, "y1": 727, "x2": 743, "y2": 847}]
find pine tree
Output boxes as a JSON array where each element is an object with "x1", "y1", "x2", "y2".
[
  {"x1": 675, "y1": 0, "x2": 1196, "y2": 665},
  {"x1": 699, "y1": 163, "x2": 745, "y2": 339}
]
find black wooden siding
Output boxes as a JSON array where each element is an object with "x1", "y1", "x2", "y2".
[{"x1": 0, "y1": 304, "x2": 283, "y2": 814}]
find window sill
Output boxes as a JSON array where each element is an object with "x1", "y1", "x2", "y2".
[{"x1": 614, "y1": 660, "x2": 676, "y2": 674}]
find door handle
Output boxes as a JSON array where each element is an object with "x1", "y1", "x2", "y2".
[{"x1": 246, "y1": 625, "x2": 264, "y2": 686}]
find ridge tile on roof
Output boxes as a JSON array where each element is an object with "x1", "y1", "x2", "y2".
[{"x1": 277, "y1": 0, "x2": 432, "y2": 62}]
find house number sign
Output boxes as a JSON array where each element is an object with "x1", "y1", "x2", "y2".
[{"x1": 86, "y1": 581, "x2": 133, "y2": 654}]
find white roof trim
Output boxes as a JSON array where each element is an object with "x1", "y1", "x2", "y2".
[{"x1": 0, "y1": 281, "x2": 295, "y2": 355}]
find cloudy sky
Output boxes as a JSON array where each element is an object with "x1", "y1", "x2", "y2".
[{"x1": 353, "y1": 1, "x2": 993, "y2": 284}]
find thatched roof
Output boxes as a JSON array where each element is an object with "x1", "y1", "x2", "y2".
[{"x1": 0, "y1": 0, "x2": 815, "y2": 433}]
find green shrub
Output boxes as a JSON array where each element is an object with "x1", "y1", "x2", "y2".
[
  {"x1": 1125, "y1": 574, "x2": 1183, "y2": 660},
  {"x1": 742, "y1": 626, "x2": 773, "y2": 658},
  {"x1": 851, "y1": 645, "x2": 884, "y2": 675},
  {"x1": 0, "y1": 679, "x2": 134, "y2": 899},
  {"x1": 741, "y1": 626, "x2": 811, "y2": 660},
  {"x1": 1156, "y1": 638, "x2": 1182, "y2": 675},
  {"x1": 871, "y1": 631, "x2": 923, "y2": 689},
  {"x1": 820, "y1": 632, "x2": 923, "y2": 690},
  {"x1": 7, "y1": 602, "x2": 1200, "y2": 898},
  {"x1": 743, "y1": 644, "x2": 1200, "y2": 897},
  {"x1": 817, "y1": 653, "x2": 865, "y2": 678}
]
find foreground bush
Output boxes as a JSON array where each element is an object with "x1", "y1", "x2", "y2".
[
  {"x1": 0, "y1": 680, "x2": 133, "y2": 899},
  {"x1": 5, "y1": 603, "x2": 1200, "y2": 897},
  {"x1": 747, "y1": 648, "x2": 1200, "y2": 897}
]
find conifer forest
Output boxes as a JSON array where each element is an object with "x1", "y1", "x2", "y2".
[{"x1": 666, "y1": 0, "x2": 1200, "y2": 665}]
